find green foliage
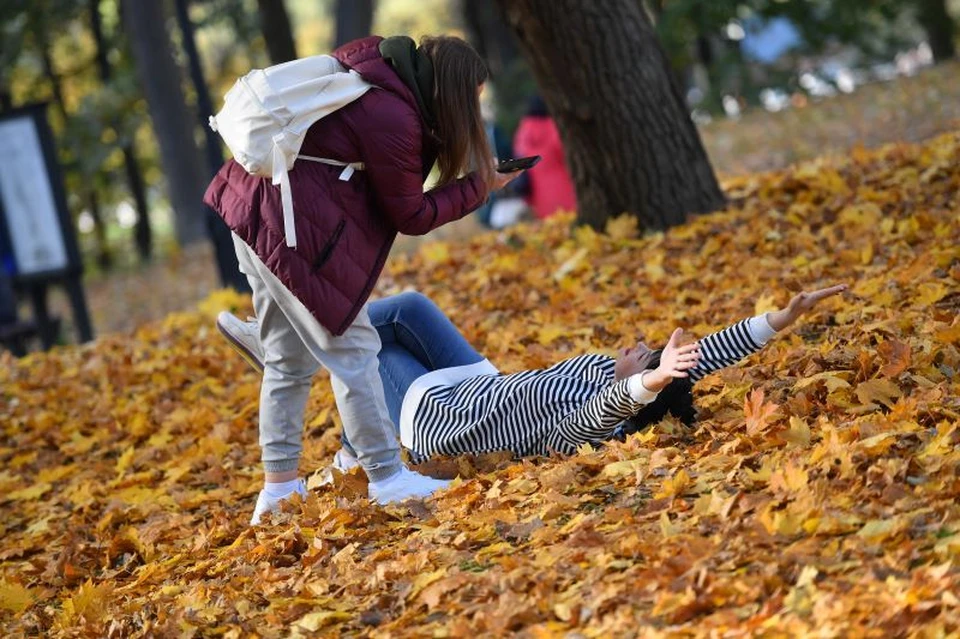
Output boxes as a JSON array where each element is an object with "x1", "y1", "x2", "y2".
[
  {"x1": 650, "y1": 0, "x2": 939, "y2": 112},
  {"x1": 2, "y1": 2, "x2": 143, "y2": 202}
]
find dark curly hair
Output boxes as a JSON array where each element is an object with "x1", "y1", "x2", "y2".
[{"x1": 618, "y1": 349, "x2": 697, "y2": 437}]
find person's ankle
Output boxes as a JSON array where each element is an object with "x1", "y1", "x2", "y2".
[
  {"x1": 264, "y1": 468, "x2": 299, "y2": 483},
  {"x1": 365, "y1": 464, "x2": 403, "y2": 484},
  {"x1": 369, "y1": 468, "x2": 406, "y2": 487},
  {"x1": 263, "y1": 478, "x2": 305, "y2": 499}
]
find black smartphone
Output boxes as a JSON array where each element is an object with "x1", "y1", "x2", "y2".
[{"x1": 496, "y1": 155, "x2": 541, "y2": 173}]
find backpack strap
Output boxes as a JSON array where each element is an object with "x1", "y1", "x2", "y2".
[
  {"x1": 272, "y1": 148, "x2": 367, "y2": 249},
  {"x1": 272, "y1": 142, "x2": 299, "y2": 249}
]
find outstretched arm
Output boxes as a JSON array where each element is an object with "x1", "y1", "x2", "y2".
[
  {"x1": 556, "y1": 284, "x2": 847, "y2": 446},
  {"x1": 624, "y1": 284, "x2": 848, "y2": 392},
  {"x1": 685, "y1": 283, "x2": 848, "y2": 384},
  {"x1": 766, "y1": 284, "x2": 847, "y2": 331}
]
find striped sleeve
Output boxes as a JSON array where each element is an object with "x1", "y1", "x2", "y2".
[
  {"x1": 689, "y1": 315, "x2": 777, "y2": 382},
  {"x1": 553, "y1": 378, "x2": 645, "y2": 448}
]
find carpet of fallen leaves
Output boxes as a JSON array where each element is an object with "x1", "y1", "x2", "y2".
[{"x1": 2, "y1": 131, "x2": 959, "y2": 637}]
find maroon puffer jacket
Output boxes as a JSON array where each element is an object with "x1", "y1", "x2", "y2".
[{"x1": 204, "y1": 36, "x2": 488, "y2": 335}]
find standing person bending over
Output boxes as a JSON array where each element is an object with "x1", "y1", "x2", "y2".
[
  {"x1": 206, "y1": 35, "x2": 521, "y2": 524},
  {"x1": 221, "y1": 286, "x2": 846, "y2": 464}
]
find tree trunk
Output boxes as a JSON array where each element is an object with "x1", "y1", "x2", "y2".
[
  {"x1": 0, "y1": 69, "x2": 11, "y2": 110},
  {"x1": 91, "y1": 0, "x2": 152, "y2": 262},
  {"x1": 174, "y1": 0, "x2": 250, "y2": 292},
  {"x1": 916, "y1": 0, "x2": 956, "y2": 62},
  {"x1": 36, "y1": 39, "x2": 67, "y2": 117},
  {"x1": 460, "y1": 1, "x2": 519, "y2": 77},
  {"x1": 87, "y1": 190, "x2": 113, "y2": 270},
  {"x1": 123, "y1": 146, "x2": 152, "y2": 261},
  {"x1": 121, "y1": 0, "x2": 208, "y2": 246},
  {"x1": 334, "y1": 0, "x2": 375, "y2": 48},
  {"x1": 494, "y1": 0, "x2": 725, "y2": 231},
  {"x1": 256, "y1": 0, "x2": 298, "y2": 63},
  {"x1": 459, "y1": 0, "x2": 531, "y2": 133},
  {"x1": 35, "y1": 8, "x2": 116, "y2": 270}
]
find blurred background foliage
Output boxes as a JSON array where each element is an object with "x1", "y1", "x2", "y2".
[{"x1": 0, "y1": 0, "x2": 957, "y2": 277}]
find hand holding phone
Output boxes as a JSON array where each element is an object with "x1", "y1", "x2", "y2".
[{"x1": 496, "y1": 155, "x2": 541, "y2": 173}]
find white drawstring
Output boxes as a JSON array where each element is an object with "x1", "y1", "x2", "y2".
[
  {"x1": 272, "y1": 146, "x2": 365, "y2": 249},
  {"x1": 298, "y1": 155, "x2": 364, "y2": 181}
]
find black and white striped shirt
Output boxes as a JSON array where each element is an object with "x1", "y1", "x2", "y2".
[{"x1": 399, "y1": 316, "x2": 776, "y2": 458}]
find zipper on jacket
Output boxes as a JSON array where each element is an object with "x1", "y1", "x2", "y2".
[{"x1": 312, "y1": 220, "x2": 346, "y2": 272}]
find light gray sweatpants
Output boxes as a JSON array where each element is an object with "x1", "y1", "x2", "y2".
[{"x1": 232, "y1": 234, "x2": 402, "y2": 482}]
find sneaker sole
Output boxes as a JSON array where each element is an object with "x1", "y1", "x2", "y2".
[{"x1": 216, "y1": 317, "x2": 265, "y2": 373}]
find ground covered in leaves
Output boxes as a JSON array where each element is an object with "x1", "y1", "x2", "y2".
[
  {"x1": 2, "y1": 132, "x2": 959, "y2": 637},
  {"x1": 701, "y1": 61, "x2": 960, "y2": 177}
]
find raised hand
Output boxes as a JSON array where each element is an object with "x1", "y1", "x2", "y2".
[
  {"x1": 766, "y1": 284, "x2": 848, "y2": 331},
  {"x1": 658, "y1": 329, "x2": 701, "y2": 378},
  {"x1": 492, "y1": 167, "x2": 524, "y2": 191},
  {"x1": 641, "y1": 328, "x2": 701, "y2": 393}
]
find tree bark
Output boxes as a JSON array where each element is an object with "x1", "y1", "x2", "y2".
[
  {"x1": 91, "y1": 0, "x2": 151, "y2": 263},
  {"x1": 86, "y1": 190, "x2": 112, "y2": 270},
  {"x1": 460, "y1": 1, "x2": 519, "y2": 78},
  {"x1": 34, "y1": 20, "x2": 68, "y2": 122},
  {"x1": 173, "y1": 0, "x2": 250, "y2": 292},
  {"x1": 123, "y1": 147, "x2": 152, "y2": 261},
  {"x1": 494, "y1": 0, "x2": 725, "y2": 231},
  {"x1": 916, "y1": 0, "x2": 956, "y2": 62},
  {"x1": 121, "y1": 0, "x2": 208, "y2": 246},
  {"x1": 459, "y1": 0, "x2": 531, "y2": 133},
  {"x1": 0, "y1": 68, "x2": 11, "y2": 111},
  {"x1": 334, "y1": 0, "x2": 375, "y2": 48},
  {"x1": 256, "y1": 0, "x2": 298, "y2": 63}
]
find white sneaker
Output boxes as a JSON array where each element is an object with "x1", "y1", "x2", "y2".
[
  {"x1": 315, "y1": 448, "x2": 361, "y2": 486},
  {"x1": 216, "y1": 311, "x2": 264, "y2": 373},
  {"x1": 250, "y1": 479, "x2": 307, "y2": 525},
  {"x1": 368, "y1": 467, "x2": 450, "y2": 505}
]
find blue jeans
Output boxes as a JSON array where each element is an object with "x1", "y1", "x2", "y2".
[{"x1": 340, "y1": 292, "x2": 484, "y2": 454}]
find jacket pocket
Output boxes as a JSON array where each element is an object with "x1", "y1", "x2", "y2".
[{"x1": 312, "y1": 219, "x2": 346, "y2": 272}]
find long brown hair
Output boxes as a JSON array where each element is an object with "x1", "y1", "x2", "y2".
[{"x1": 419, "y1": 36, "x2": 493, "y2": 189}]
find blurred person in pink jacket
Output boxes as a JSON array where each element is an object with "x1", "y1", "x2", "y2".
[{"x1": 512, "y1": 95, "x2": 577, "y2": 219}]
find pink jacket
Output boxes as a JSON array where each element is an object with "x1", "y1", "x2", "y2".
[{"x1": 513, "y1": 116, "x2": 577, "y2": 219}]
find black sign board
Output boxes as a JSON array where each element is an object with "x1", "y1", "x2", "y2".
[{"x1": 0, "y1": 104, "x2": 92, "y2": 344}]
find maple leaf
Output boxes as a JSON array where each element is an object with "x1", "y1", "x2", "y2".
[
  {"x1": 655, "y1": 468, "x2": 692, "y2": 499},
  {"x1": 744, "y1": 388, "x2": 780, "y2": 437},
  {"x1": 858, "y1": 517, "x2": 906, "y2": 542},
  {"x1": 783, "y1": 416, "x2": 812, "y2": 447},
  {"x1": 0, "y1": 579, "x2": 35, "y2": 613},
  {"x1": 58, "y1": 579, "x2": 113, "y2": 626},
  {"x1": 935, "y1": 322, "x2": 960, "y2": 345},
  {"x1": 854, "y1": 379, "x2": 901, "y2": 408},
  {"x1": 877, "y1": 339, "x2": 911, "y2": 377},
  {"x1": 294, "y1": 610, "x2": 352, "y2": 631},
  {"x1": 605, "y1": 214, "x2": 640, "y2": 241}
]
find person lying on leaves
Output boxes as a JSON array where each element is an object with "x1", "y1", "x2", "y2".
[{"x1": 218, "y1": 284, "x2": 846, "y2": 474}]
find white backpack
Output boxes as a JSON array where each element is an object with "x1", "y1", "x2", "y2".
[{"x1": 209, "y1": 55, "x2": 374, "y2": 248}]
